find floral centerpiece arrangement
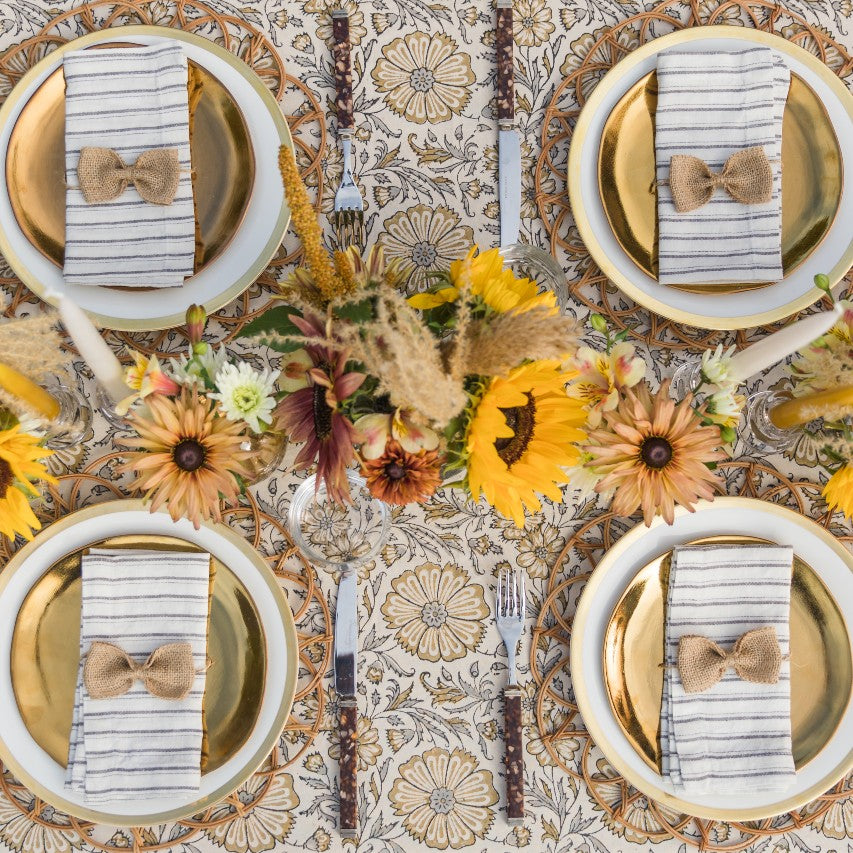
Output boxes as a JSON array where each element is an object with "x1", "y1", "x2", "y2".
[
  {"x1": 242, "y1": 146, "x2": 586, "y2": 526},
  {"x1": 770, "y1": 293, "x2": 853, "y2": 520},
  {"x1": 567, "y1": 316, "x2": 743, "y2": 525},
  {"x1": 117, "y1": 305, "x2": 283, "y2": 528}
]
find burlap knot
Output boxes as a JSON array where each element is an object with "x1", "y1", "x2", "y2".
[
  {"x1": 669, "y1": 146, "x2": 773, "y2": 213},
  {"x1": 83, "y1": 640, "x2": 197, "y2": 700},
  {"x1": 677, "y1": 626, "x2": 782, "y2": 694},
  {"x1": 77, "y1": 147, "x2": 181, "y2": 205}
]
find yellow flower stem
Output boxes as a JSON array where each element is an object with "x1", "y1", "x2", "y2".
[
  {"x1": 769, "y1": 384, "x2": 853, "y2": 429},
  {"x1": 278, "y1": 145, "x2": 344, "y2": 304}
]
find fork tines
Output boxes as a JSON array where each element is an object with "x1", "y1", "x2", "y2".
[
  {"x1": 333, "y1": 207, "x2": 364, "y2": 251},
  {"x1": 497, "y1": 566, "x2": 526, "y2": 619}
]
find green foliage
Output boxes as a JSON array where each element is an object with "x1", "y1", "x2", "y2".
[{"x1": 242, "y1": 306, "x2": 304, "y2": 353}]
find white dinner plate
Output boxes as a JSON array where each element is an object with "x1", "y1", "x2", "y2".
[
  {"x1": 0, "y1": 26, "x2": 292, "y2": 331},
  {"x1": 568, "y1": 27, "x2": 853, "y2": 330},
  {"x1": 571, "y1": 497, "x2": 853, "y2": 821},
  {"x1": 0, "y1": 500, "x2": 297, "y2": 825}
]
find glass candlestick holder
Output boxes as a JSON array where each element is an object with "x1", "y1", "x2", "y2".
[
  {"x1": 93, "y1": 383, "x2": 133, "y2": 433},
  {"x1": 669, "y1": 360, "x2": 703, "y2": 398},
  {"x1": 743, "y1": 390, "x2": 800, "y2": 454},
  {"x1": 41, "y1": 378, "x2": 93, "y2": 451}
]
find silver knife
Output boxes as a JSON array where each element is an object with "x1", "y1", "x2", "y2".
[
  {"x1": 497, "y1": 0, "x2": 520, "y2": 247},
  {"x1": 334, "y1": 565, "x2": 358, "y2": 837}
]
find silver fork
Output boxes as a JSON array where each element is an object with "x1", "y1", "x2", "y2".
[
  {"x1": 331, "y1": 9, "x2": 364, "y2": 251},
  {"x1": 496, "y1": 566, "x2": 526, "y2": 824}
]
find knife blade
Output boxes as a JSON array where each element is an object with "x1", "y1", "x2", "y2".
[
  {"x1": 497, "y1": 0, "x2": 520, "y2": 247},
  {"x1": 334, "y1": 566, "x2": 358, "y2": 837}
]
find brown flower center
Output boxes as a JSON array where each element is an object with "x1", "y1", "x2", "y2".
[
  {"x1": 312, "y1": 384, "x2": 333, "y2": 441},
  {"x1": 0, "y1": 458, "x2": 13, "y2": 499},
  {"x1": 640, "y1": 436, "x2": 673, "y2": 470},
  {"x1": 385, "y1": 462, "x2": 407, "y2": 481},
  {"x1": 494, "y1": 393, "x2": 536, "y2": 467},
  {"x1": 173, "y1": 439, "x2": 206, "y2": 472}
]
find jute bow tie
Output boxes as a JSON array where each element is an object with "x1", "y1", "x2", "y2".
[
  {"x1": 669, "y1": 146, "x2": 773, "y2": 213},
  {"x1": 84, "y1": 641, "x2": 196, "y2": 700},
  {"x1": 77, "y1": 147, "x2": 181, "y2": 205},
  {"x1": 677, "y1": 626, "x2": 782, "y2": 694}
]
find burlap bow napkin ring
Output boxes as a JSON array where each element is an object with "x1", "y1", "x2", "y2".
[
  {"x1": 84, "y1": 641, "x2": 197, "y2": 700},
  {"x1": 678, "y1": 626, "x2": 783, "y2": 694},
  {"x1": 77, "y1": 147, "x2": 181, "y2": 205},
  {"x1": 669, "y1": 146, "x2": 773, "y2": 213}
]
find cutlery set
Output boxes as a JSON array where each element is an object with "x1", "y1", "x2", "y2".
[{"x1": 327, "y1": 10, "x2": 526, "y2": 833}]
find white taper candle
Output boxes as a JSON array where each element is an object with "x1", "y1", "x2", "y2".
[
  {"x1": 727, "y1": 303, "x2": 843, "y2": 383},
  {"x1": 53, "y1": 293, "x2": 129, "y2": 403}
]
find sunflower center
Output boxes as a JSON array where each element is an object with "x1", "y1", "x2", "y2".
[
  {"x1": 0, "y1": 458, "x2": 12, "y2": 499},
  {"x1": 173, "y1": 439, "x2": 206, "y2": 472},
  {"x1": 421, "y1": 601, "x2": 449, "y2": 628},
  {"x1": 429, "y1": 787, "x2": 456, "y2": 815},
  {"x1": 410, "y1": 67, "x2": 436, "y2": 93},
  {"x1": 640, "y1": 436, "x2": 673, "y2": 470},
  {"x1": 494, "y1": 393, "x2": 537, "y2": 467},
  {"x1": 385, "y1": 462, "x2": 407, "y2": 481},
  {"x1": 312, "y1": 384, "x2": 333, "y2": 441}
]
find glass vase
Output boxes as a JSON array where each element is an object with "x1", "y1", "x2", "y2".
[
  {"x1": 241, "y1": 430, "x2": 288, "y2": 485},
  {"x1": 500, "y1": 242, "x2": 569, "y2": 314},
  {"x1": 288, "y1": 471, "x2": 391, "y2": 569}
]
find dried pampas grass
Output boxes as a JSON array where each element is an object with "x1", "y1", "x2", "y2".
[{"x1": 465, "y1": 307, "x2": 580, "y2": 378}]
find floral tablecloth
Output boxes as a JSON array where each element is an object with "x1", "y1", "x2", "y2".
[{"x1": 0, "y1": 0, "x2": 851, "y2": 852}]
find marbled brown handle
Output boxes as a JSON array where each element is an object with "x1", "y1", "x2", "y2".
[
  {"x1": 496, "y1": 0, "x2": 514, "y2": 124},
  {"x1": 504, "y1": 686, "x2": 524, "y2": 824},
  {"x1": 332, "y1": 10, "x2": 354, "y2": 132},
  {"x1": 339, "y1": 697, "x2": 358, "y2": 836}
]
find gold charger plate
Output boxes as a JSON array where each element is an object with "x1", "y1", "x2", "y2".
[
  {"x1": 11, "y1": 534, "x2": 266, "y2": 774},
  {"x1": 604, "y1": 536, "x2": 852, "y2": 774},
  {"x1": 598, "y1": 72, "x2": 842, "y2": 292},
  {"x1": 5, "y1": 44, "x2": 255, "y2": 278}
]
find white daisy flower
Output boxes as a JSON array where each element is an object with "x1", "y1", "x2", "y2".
[{"x1": 210, "y1": 361, "x2": 279, "y2": 433}]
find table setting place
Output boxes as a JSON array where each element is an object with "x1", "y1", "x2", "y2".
[{"x1": 0, "y1": 1, "x2": 850, "y2": 852}]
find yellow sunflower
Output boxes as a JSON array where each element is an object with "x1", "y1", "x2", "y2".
[
  {"x1": 0, "y1": 425, "x2": 55, "y2": 541},
  {"x1": 824, "y1": 465, "x2": 853, "y2": 520},
  {"x1": 408, "y1": 247, "x2": 556, "y2": 315},
  {"x1": 466, "y1": 359, "x2": 587, "y2": 526}
]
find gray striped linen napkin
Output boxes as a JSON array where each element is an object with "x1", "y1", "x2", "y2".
[
  {"x1": 655, "y1": 48, "x2": 790, "y2": 286},
  {"x1": 660, "y1": 543, "x2": 795, "y2": 794},
  {"x1": 66, "y1": 549, "x2": 210, "y2": 803},
  {"x1": 63, "y1": 44, "x2": 195, "y2": 288}
]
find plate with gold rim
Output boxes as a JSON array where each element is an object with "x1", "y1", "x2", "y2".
[
  {"x1": 598, "y1": 71, "x2": 842, "y2": 292},
  {"x1": 6, "y1": 44, "x2": 255, "y2": 278},
  {"x1": 0, "y1": 26, "x2": 292, "y2": 331},
  {"x1": 571, "y1": 497, "x2": 853, "y2": 821},
  {"x1": 603, "y1": 535, "x2": 851, "y2": 774},
  {"x1": 0, "y1": 500, "x2": 298, "y2": 826},
  {"x1": 568, "y1": 26, "x2": 853, "y2": 331}
]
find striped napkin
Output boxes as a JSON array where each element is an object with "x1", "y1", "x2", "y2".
[
  {"x1": 66, "y1": 549, "x2": 211, "y2": 804},
  {"x1": 62, "y1": 44, "x2": 195, "y2": 288},
  {"x1": 660, "y1": 543, "x2": 795, "y2": 794},
  {"x1": 655, "y1": 48, "x2": 790, "y2": 286}
]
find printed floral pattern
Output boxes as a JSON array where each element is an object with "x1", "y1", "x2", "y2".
[
  {"x1": 378, "y1": 204, "x2": 474, "y2": 292},
  {"x1": 381, "y1": 561, "x2": 488, "y2": 661},
  {"x1": 0, "y1": 1, "x2": 850, "y2": 853},
  {"x1": 390, "y1": 747, "x2": 498, "y2": 848},
  {"x1": 372, "y1": 32, "x2": 474, "y2": 124}
]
